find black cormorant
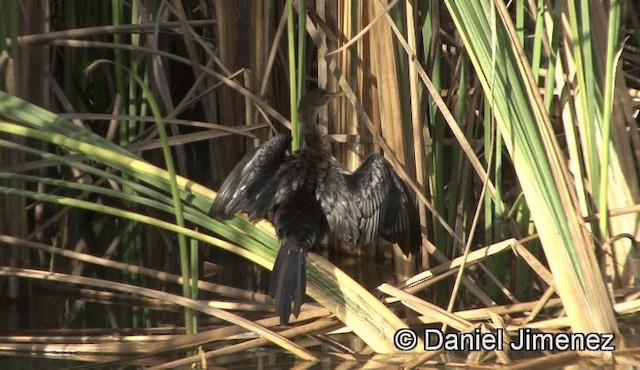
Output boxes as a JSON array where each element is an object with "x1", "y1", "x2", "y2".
[{"x1": 211, "y1": 89, "x2": 421, "y2": 325}]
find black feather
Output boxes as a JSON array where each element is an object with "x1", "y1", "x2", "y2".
[
  {"x1": 317, "y1": 153, "x2": 421, "y2": 255},
  {"x1": 210, "y1": 134, "x2": 291, "y2": 219},
  {"x1": 210, "y1": 89, "x2": 421, "y2": 325}
]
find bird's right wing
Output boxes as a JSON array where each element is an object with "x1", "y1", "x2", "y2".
[
  {"x1": 316, "y1": 153, "x2": 421, "y2": 255},
  {"x1": 210, "y1": 134, "x2": 291, "y2": 219}
]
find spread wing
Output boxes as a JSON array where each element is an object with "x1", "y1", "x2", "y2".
[
  {"x1": 316, "y1": 153, "x2": 421, "y2": 255},
  {"x1": 210, "y1": 134, "x2": 291, "y2": 219}
]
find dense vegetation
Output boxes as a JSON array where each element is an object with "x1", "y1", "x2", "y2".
[{"x1": 0, "y1": 1, "x2": 638, "y2": 368}]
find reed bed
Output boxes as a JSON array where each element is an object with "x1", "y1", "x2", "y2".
[{"x1": 0, "y1": 1, "x2": 639, "y2": 368}]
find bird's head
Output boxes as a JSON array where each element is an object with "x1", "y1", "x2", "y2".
[
  {"x1": 298, "y1": 89, "x2": 343, "y2": 124},
  {"x1": 296, "y1": 89, "x2": 343, "y2": 152}
]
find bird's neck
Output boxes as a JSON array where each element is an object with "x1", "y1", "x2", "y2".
[
  {"x1": 299, "y1": 108, "x2": 330, "y2": 154},
  {"x1": 300, "y1": 122, "x2": 327, "y2": 153}
]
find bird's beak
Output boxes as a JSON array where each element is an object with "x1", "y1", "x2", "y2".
[
  {"x1": 328, "y1": 91, "x2": 345, "y2": 99},
  {"x1": 326, "y1": 91, "x2": 344, "y2": 104}
]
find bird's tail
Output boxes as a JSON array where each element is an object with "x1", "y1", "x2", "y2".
[{"x1": 269, "y1": 241, "x2": 306, "y2": 325}]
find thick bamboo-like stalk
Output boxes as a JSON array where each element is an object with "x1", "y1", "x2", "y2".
[{"x1": 444, "y1": 0, "x2": 618, "y2": 344}]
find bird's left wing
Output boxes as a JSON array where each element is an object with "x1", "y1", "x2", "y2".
[
  {"x1": 316, "y1": 153, "x2": 421, "y2": 255},
  {"x1": 210, "y1": 134, "x2": 291, "y2": 219}
]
